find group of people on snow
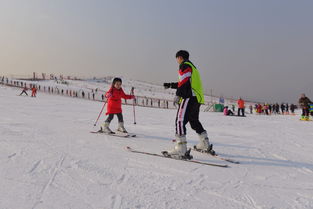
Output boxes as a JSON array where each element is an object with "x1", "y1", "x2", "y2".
[
  {"x1": 19, "y1": 86, "x2": 37, "y2": 97},
  {"x1": 225, "y1": 96, "x2": 312, "y2": 121},
  {"x1": 252, "y1": 103, "x2": 297, "y2": 115},
  {"x1": 223, "y1": 98, "x2": 246, "y2": 117},
  {"x1": 99, "y1": 50, "x2": 313, "y2": 159},
  {"x1": 3, "y1": 50, "x2": 313, "y2": 160}
]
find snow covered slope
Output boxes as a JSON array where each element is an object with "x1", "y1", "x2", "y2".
[
  {"x1": 1, "y1": 85, "x2": 313, "y2": 209},
  {"x1": 11, "y1": 77, "x2": 233, "y2": 105}
]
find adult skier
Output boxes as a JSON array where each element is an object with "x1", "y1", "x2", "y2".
[
  {"x1": 237, "y1": 98, "x2": 245, "y2": 116},
  {"x1": 298, "y1": 93, "x2": 312, "y2": 121},
  {"x1": 163, "y1": 50, "x2": 215, "y2": 159},
  {"x1": 281, "y1": 103, "x2": 286, "y2": 115},
  {"x1": 285, "y1": 103, "x2": 289, "y2": 115},
  {"x1": 290, "y1": 104, "x2": 296, "y2": 115},
  {"x1": 19, "y1": 86, "x2": 28, "y2": 96},
  {"x1": 268, "y1": 104, "x2": 273, "y2": 114}
]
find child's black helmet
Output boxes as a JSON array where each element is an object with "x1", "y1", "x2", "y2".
[{"x1": 112, "y1": 77, "x2": 122, "y2": 85}]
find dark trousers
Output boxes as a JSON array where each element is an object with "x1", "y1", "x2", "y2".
[
  {"x1": 227, "y1": 110, "x2": 234, "y2": 116},
  {"x1": 238, "y1": 108, "x2": 245, "y2": 116},
  {"x1": 105, "y1": 113, "x2": 124, "y2": 123},
  {"x1": 302, "y1": 108, "x2": 310, "y2": 117},
  {"x1": 175, "y1": 97, "x2": 205, "y2": 136},
  {"x1": 20, "y1": 90, "x2": 28, "y2": 96}
]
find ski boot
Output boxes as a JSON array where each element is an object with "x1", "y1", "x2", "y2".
[
  {"x1": 100, "y1": 122, "x2": 115, "y2": 134},
  {"x1": 116, "y1": 122, "x2": 128, "y2": 133},
  {"x1": 194, "y1": 131, "x2": 216, "y2": 155},
  {"x1": 162, "y1": 135, "x2": 193, "y2": 160}
]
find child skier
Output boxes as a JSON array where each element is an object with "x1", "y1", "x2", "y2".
[
  {"x1": 163, "y1": 50, "x2": 215, "y2": 159},
  {"x1": 101, "y1": 78, "x2": 134, "y2": 134},
  {"x1": 31, "y1": 86, "x2": 37, "y2": 97}
]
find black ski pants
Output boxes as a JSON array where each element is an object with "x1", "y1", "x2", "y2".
[
  {"x1": 238, "y1": 108, "x2": 245, "y2": 116},
  {"x1": 175, "y1": 97, "x2": 205, "y2": 136},
  {"x1": 20, "y1": 90, "x2": 28, "y2": 96},
  {"x1": 302, "y1": 108, "x2": 310, "y2": 117},
  {"x1": 105, "y1": 113, "x2": 124, "y2": 123}
]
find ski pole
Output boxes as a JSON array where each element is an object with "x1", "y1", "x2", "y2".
[
  {"x1": 94, "y1": 100, "x2": 107, "y2": 126},
  {"x1": 131, "y1": 87, "x2": 137, "y2": 124}
]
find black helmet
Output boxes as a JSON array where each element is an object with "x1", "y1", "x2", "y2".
[{"x1": 112, "y1": 77, "x2": 122, "y2": 85}]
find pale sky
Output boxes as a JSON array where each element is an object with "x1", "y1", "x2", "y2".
[{"x1": 1, "y1": 0, "x2": 313, "y2": 103}]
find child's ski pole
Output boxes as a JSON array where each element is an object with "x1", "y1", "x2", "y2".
[
  {"x1": 131, "y1": 87, "x2": 137, "y2": 124},
  {"x1": 94, "y1": 100, "x2": 107, "y2": 126}
]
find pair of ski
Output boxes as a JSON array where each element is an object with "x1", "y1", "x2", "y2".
[
  {"x1": 299, "y1": 118, "x2": 312, "y2": 122},
  {"x1": 126, "y1": 146, "x2": 239, "y2": 168},
  {"x1": 90, "y1": 130, "x2": 136, "y2": 138},
  {"x1": 92, "y1": 130, "x2": 239, "y2": 167}
]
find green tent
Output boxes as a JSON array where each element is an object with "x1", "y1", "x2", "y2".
[{"x1": 214, "y1": 104, "x2": 224, "y2": 112}]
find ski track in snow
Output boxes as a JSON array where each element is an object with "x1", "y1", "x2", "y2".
[
  {"x1": 32, "y1": 154, "x2": 66, "y2": 209},
  {"x1": 1, "y1": 85, "x2": 313, "y2": 209}
]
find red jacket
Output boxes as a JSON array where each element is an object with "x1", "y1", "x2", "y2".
[
  {"x1": 237, "y1": 99, "x2": 245, "y2": 109},
  {"x1": 105, "y1": 87, "x2": 134, "y2": 115}
]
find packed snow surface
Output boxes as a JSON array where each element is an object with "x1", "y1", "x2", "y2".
[{"x1": 1, "y1": 85, "x2": 313, "y2": 209}]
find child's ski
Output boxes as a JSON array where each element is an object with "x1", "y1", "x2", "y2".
[
  {"x1": 90, "y1": 130, "x2": 136, "y2": 138},
  {"x1": 126, "y1": 146, "x2": 228, "y2": 168}
]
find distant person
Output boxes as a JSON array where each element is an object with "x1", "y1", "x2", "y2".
[
  {"x1": 290, "y1": 104, "x2": 296, "y2": 115},
  {"x1": 281, "y1": 103, "x2": 286, "y2": 115},
  {"x1": 163, "y1": 50, "x2": 215, "y2": 159},
  {"x1": 100, "y1": 77, "x2": 134, "y2": 133},
  {"x1": 31, "y1": 86, "x2": 37, "y2": 97},
  {"x1": 264, "y1": 104, "x2": 269, "y2": 115},
  {"x1": 285, "y1": 103, "x2": 289, "y2": 115},
  {"x1": 249, "y1": 105, "x2": 253, "y2": 114},
  {"x1": 268, "y1": 104, "x2": 273, "y2": 114},
  {"x1": 224, "y1": 106, "x2": 234, "y2": 116},
  {"x1": 275, "y1": 103, "x2": 280, "y2": 114},
  {"x1": 256, "y1": 104, "x2": 262, "y2": 114},
  {"x1": 237, "y1": 98, "x2": 245, "y2": 116},
  {"x1": 19, "y1": 87, "x2": 28, "y2": 96},
  {"x1": 298, "y1": 94, "x2": 312, "y2": 120}
]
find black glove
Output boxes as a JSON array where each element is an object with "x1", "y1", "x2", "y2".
[{"x1": 163, "y1": 83, "x2": 171, "y2": 89}]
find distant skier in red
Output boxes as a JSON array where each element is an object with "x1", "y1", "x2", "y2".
[
  {"x1": 101, "y1": 77, "x2": 134, "y2": 134},
  {"x1": 19, "y1": 87, "x2": 28, "y2": 96},
  {"x1": 237, "y1": 98, "x2": 245, "y2": 116},
  {"x1": 31, "y1": 86, "x2": 37, "y2": 97}
]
